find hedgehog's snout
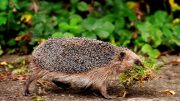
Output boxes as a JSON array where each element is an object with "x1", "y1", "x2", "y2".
[{"x1": 134, "y1": 59, "x2": 144, "y2": 68}]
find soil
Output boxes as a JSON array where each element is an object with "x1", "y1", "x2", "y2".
[{"x1": 0, "y1": 55, "x2": 180, "y2": 101}]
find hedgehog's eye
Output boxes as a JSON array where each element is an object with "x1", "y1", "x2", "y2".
[
  {"x1": 119, "y1": 52, "x2": 126, "y2": 61},
  {"x1": 134, "y1": 59, "x2": 143, "y2": 66}
]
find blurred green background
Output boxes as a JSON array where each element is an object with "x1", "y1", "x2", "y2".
[{"x1": 0, "y1": 0, "x2": 180, "y2": 58}]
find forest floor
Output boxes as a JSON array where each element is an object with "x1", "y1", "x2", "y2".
[{"x1": 0, "y1": 55, "x2": 179, "y2": 101}]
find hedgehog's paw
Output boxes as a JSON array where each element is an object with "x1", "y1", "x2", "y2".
[
  {"x1": 99, "y1": 86, "x2": 117, "y2": 99},
  {"x1": 23, "y1": 90, "x2": 31, "y2": 96},
  {"x1": 103, "y1": 94, "x2": 117, "y2": 99}
]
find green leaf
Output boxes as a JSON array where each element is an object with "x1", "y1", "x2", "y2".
[
  {"x1": 0, "y1": 14, "x2": 7, "y2": 26},
  {"x1": 96, "y1": 30, "x2": 110, "y2": 39},
  {"x1": 70, "y1": 0, "x2": 79, "y2": 4},
  {"x1": 171, "y1": 25, "x2": 180, "y2": 46},
  {"x1": 69, "y1": 14, "x2": 82, "y2": 26},
  {"x1": 110, "y1": 35, "x2": 116, "y2": 45},
  {"x1": 100, "y1": 14, "x2": 114, "y2": 22},
  {"x1": 51, "y1": 32, "x2": 64, "y2": 38},
  {"x1": 7, "y1": 64, "x2": 14, "y2": 69},
  {"x1": 162, "y1": 26, "x2": 173, "y2": 38},
  {"x1": 141, "y1": 44, "x2": 160, "y2": 58},
  {"x1": 82, "y1": 17, "x2": 96, "y2": 31},
  {"x1": 0, "y1": 0, "x2": 8, "y2": 10},
  {"x1": 172, "y1": 39, "x2": 180, "y2": 46},
  {"x1": 69, "y1": 25, "x2": 83, "y2": 33},
  {"x1": 63, "y1": 32, "x2": 75, "y2": 38},
  {"x1": 12, "y1": 67, "x2": 27, "y2": 74},
  {"x1": 151, "y1": 28, "x2": 162, "y2": 47},
  {"x1": 7, "y1": 39, "x2": 16, "y2": 46},
  {"x1": 52, "y1": 32, "x2": 74, "y2": 38},
  {"x1": 134, "y1": 37, "x2": 145, "y2": 47},
  {"x1": 116, "y1": 30, "x2": 132, "y2": 46},
  {"x1": 124, "y1": 6, "x2": 136, "y2": 21},
  {"x1": 0, "y1": 50, "x2": 3, "y2": 55},
  {"x1": 92, "y1": 20, "x2": 103, "y2": 30},
  {"x1": 32, "y1": 95, "x2": 43, "y2": 101},
  {"x1": 33, "y1": 23, "x2": 43, "y2": 35},
  {"x1": 136, "y1": 21, "x2": 151, "y2": 42},
  {"x1": 141, "y1": 44, "x2": 152, "y2": 53},
  {"x1": 173, "y1": 24, "x2": 180, "y2": 37},
  {"x1": 115, "y1": 17, "x2": 125, "y2": 29},
  {"x1": 82, "y1": 32, "x2": 97, "y2": 39},
  {"x1": 148, "y1": 49, "x2": 160, "y2": 58},
  {"x1": 102, "y1": 22, "x2": 115, "y2": 33},
  {"x1": 8, "y1": 48, "x2": 16, "y2": 54},
  {"x1": 93, "y1": 21, "x2": 115, "y2": 34},
  {"x1": 59, "y1": 22, "x2": 69, "y2": 31},
  {"x1": 0, "y1": 45, "x2": 3, "y2": 56},
  {"x1": 13, "y1": 0, "x2": 20, "y2": 9},
  {"x1": 77, "y1": 1, "x2": 88, "y2": 11},
  {"x1": 149, "y1": 11, "x2": 167, "y2": 27}
]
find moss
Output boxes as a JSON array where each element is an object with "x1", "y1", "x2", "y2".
[{"x1": 119, "y1": 57, "x2": 161, "y2": 88}]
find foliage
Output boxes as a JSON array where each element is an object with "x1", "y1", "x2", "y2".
[
  {"x1": 135, "y1": 11, "x2": 180, "y2": 58},
  {"x1": 0, "y1": 0, "x2": 180, "y2": 57},
  {"x1": 0, "y1": 57, "x2": 29, "y2": 74}
]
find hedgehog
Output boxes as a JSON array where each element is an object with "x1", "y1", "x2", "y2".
[{"x1": 24, "y1": 37, "x2": 143, "y2": 99}]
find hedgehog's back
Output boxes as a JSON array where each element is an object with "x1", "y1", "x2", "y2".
[{"x1": 32, "y1": 37, "x2": 116, "y2": 73}]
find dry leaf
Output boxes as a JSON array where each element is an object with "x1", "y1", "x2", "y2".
[
  {"x1": 15, "y1": 32, "x2": 31, "y2": 42},
  {"x1": 169, "y1": 0, "x2": 180, "y2": 11},
  {"x1": 127, "y1": 1, "x2": 139, "y2": 9},
  {"x1": 162, "y1": 89, "x2": 176, "y2": 95},
  {"x1": 171, "y1": 58, "x2": 180, "y2": 63},
  {"x1": 0, "y1": 73, "x2": 7, "y2": 81},
  {"x1": 11, "y1": 74, "x2": 27, "y2": 81},
  {"x1": 172, "y1": 18, "x2": 180, "y2": 24},
  {"x1": 30, "y1": 0, "x2": 39, "y2": 13},
  {"x1": 20, "y1": 13, "x2": 32, "y2": 25},
  {"x1": 0, "y1": 76, "x2": 4, "y2": 81},
  {"x1": 0, "y1": 61, "x2": 8, "y2": 66}
]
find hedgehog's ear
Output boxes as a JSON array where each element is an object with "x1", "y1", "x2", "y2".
[{"x1": 119, "y1": 52, "x2": 126, "y2": 61}]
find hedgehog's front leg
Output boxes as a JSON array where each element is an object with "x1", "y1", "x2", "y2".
[{"x1": 98, "y1": 82, "x2": 116, "y2": 99}]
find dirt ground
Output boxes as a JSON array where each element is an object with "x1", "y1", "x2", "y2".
[{"x1": 0, "y1": 55, "x2": 179, "y2": 101}]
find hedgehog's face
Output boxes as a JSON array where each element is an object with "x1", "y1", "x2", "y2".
[{"x1": 119, "y1": 50, "x2": 144, "y2": 69}]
